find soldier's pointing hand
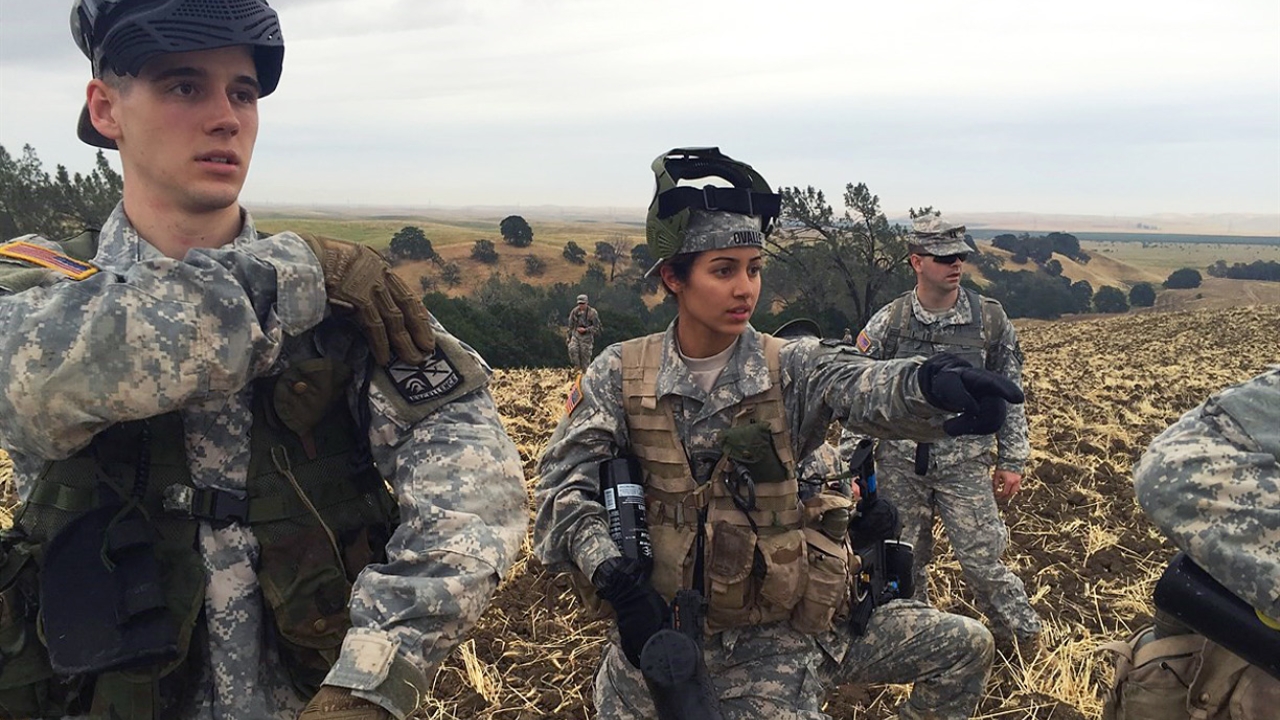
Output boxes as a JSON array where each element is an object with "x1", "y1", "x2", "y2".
[{"x1": 917, "y1": 353, "x2": 1025, "y2": 436}]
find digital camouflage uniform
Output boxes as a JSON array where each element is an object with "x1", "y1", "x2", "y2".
[
  {"x1": 534, "y1": 323, "x2": 993, "y2": 720},
  {"x1": 0, "y1": 204, "x2": 529, "y2": 720},
  {"x1": 1133, "y1": 367, "x2": 1280, "y2": 624},
  {"x1": 847, "y1": 289, "x2": 1040, "y2": 642},
  {"x1": 567, "y1": 301, "x2": 603, "y2": 372}
]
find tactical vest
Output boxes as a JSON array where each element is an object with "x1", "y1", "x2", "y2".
[
  {"x1": 613, "y1": 333, "x2": 857, "y2": 635},
  {"x1": 881, "y1": 288, "x2": 1007, "y2": 371},
  {"x1": 0, "y1": 232, "x2": 398, "y2": 719}
]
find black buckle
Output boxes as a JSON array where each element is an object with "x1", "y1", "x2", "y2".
[
  {"x1": 702, "y1": 185, "x2": 719, "y2": 211},
  {"x1": 162, "y1": 484, "x2": 249, "y2": 525}
]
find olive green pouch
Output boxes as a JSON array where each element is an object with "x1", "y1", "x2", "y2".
[{"x1": 718, "y1": 421, "x2": 787, "y2": 485}]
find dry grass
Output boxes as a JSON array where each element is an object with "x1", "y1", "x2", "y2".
[{"x1": 3, "y1": 304, "x2": 1278, "y2": 719}]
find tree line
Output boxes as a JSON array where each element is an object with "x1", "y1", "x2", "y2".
[
  {"x1": 0, "y1": 144, "x2": 123, "y2": 240},
  {"x1": 2, "y1": 142, "x2": 1260, "y2": 369}
]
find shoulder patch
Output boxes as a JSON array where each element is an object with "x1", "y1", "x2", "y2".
[
  {"x1": 855, "y1": 330, "x2": 873, "y2": 354},
  {"x1": 386, "y1": 346, "x2": 463, "y2": 404},
  {"x1": 0, "y1": 240, "x2": 99, "y2": 280},
  {"x1": 371, "y1": 331, "x2": 489, "y2": 423},
  {"x1": 564, "y1": 375, "x2": 585, "y2": 416}
]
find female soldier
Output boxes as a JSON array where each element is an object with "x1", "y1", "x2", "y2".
[{"x1": 533, "y1": 148, "x2": 1014, "y2": 719}]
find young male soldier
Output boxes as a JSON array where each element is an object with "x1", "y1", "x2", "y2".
[
  {"x1": 0, "y1": 2, "x2": 527, "y2": 719},
  {"x1": 846, "y1": 215, "x2": 1041, "y2": 653},
  {"x1": 566, "y1": 293, "x2": 603, "y2": 371}
]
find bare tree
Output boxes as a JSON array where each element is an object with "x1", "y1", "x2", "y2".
[{"x1": 764, "y1": 182, "x2": 913, "y2": 329}]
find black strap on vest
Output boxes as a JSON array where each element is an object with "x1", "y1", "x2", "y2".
[{"x1": 656, "y1": 185, "x2": 781, "y2": 222}]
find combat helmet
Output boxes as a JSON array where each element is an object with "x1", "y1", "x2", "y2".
[
  {"x1": 71, "y1": 0, "x2": 285, "y2": 149},
  {"x1": 643, "y1": 147, "x2": 781, "y2": 278}
]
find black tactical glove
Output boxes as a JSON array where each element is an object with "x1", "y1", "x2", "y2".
[
  {"x1": 593, "y1": 556, "x2": 670, "y2": 668},
  {"x1": 917, "y1": 353, "x2": 1025, "y2": 436}
]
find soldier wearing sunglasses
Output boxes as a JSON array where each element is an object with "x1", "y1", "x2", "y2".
[{"x1": 845, "y1": 215, "x2": 1040, "y2": 657}]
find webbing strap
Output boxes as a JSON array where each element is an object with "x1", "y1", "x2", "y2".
[{"x1": 657, "y1": 186, "x2": 781, "y2": 221}]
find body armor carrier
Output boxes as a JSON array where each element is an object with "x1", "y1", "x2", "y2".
[
  {"x1": 598, "y1": 333, "x2": 856, "y2": 635},
  {"x1": 0, "y1": 330, "x2": 398, "y2": 719},
  {"x1": 882, "y1": 288, "x2": 1006, "y2": 369}
]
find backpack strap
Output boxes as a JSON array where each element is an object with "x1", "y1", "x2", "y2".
[{"x1": 880, "y1": 292, "x2": 913, "y2": 360}]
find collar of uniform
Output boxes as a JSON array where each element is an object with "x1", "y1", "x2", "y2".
[
  {"x1": 95, "y1": 203, "x2": 257, "y2": 271},
  {"x1": 910, "y1": 287, "x2": 972, "y2": 327},
  {"x1": 653, "y1": 322, "x2": 772, "y2": 403}
]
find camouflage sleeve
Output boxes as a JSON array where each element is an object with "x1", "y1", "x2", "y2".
[
  {"x1": 780, "y1": 337, "x2": 948, "y2": 449},
  {"x1": 0, "y1": 233, "x2": 324, "y2": 459},
  {"x1": 1133, "y1": 372, "x2": 1280, "y2": 620},
  {"x1": 327, "y1": 323, "x2": 528, "y2": 718},
  {"x1": 591, "y1": 308, "x2": 603, "y2": 336},
  {"x1": 532, "y1": 344, "x2": 628, "y2": 580},
  {"x1": 993, "y1": 315, "x2": 1029, "y2": 473},
  {"x1": 840, "y1": 306, "x2": 895, "y2": 450}
]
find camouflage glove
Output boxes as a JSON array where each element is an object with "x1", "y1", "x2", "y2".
[
  {"x1": 297, "y1": 685, "x2": 391, "y2": 720},
  {"x1": 917, "y1": 353, "x2": 1025, "y2": 436},
  {"x1": 299, "y1": 233, "x2": 435, "y2": 366}
]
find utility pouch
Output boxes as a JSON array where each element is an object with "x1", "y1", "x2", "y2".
[
  {"x1": 705, "y1": 522, "x2": 756, "y2": 612},
  {"x1": 259, "y1": 525, "x2": 353, "y2": 699},
  {"x1": 0, "y1": 535, "x2": 63, "y2": 719},
  {"x1": 39, "y1": 505, "x2": 179, "y2": 676},
  {"x1": 754, "y1": 530, "x2": 806, "y2": 611},
  {"x1": 718, "y1": 421, "x2": 787, "y2": 486},
  {"x1": 792, "y1": 526, "x2": 852, "y2": 635}
]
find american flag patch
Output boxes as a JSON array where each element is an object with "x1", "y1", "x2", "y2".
[
  {"x1": 855, "y1": 331, "x2": 873, "y2": 354},
  {"x1": 564, "y1": 376, "x2": 585, "y2": 416},
  {"x1": 0, "y1": 241, "x2": 98, "y2": 280}
]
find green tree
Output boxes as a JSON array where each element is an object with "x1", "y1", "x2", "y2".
[
  {"x1": 1128, "y1": 282, "x2": 1156, "y2": 307},
  {"x1": 499, "y1": 215, "x2": 533, "y2": 247},
  {"x1": 471, "y1": 238, "x2": 499, "y2": 264},
  {"x1": 630, "y1": 243, "x2": 655, "y2": 270},
  {"x1": 440, "y1": 261, "x2": 462, "y2": 287},
  {"x1": 388, "y1": 226, "x2": 435, "y2": 262},
  {"x1": 1093, "y1": 285, "x2": 1129, "y2": 313},
  {"x1": 523, "y1": 254, "x2": 547, "y2": 277},
  {"x1": 765, "y1": 182, "x2": 914, "y2": 330},
  {"x1": 562, "y1": 241, "x2": 587, "y2": 265},
  {"x1": 1163, "y1": 268, "x2": 1203, "y2": 289},
  {"x1": 1069, "y1": 280, "x2": 1094, "y2": 313},
  {"x1": 1, "y1": 144, "x2": 122, "y2": 239},
  {"x1": 1044, "y1": 258, "x2": 1063, "y2": 277}
]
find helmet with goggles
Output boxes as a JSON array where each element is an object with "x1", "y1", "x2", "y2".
[
  {"x1": 70, "y1": 0, "x2": 285, "y2": 149},
  {"x1": 643, "y1": 147, "x2": 781, "y2": 278}
]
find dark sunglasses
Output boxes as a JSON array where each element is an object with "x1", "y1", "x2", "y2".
[{"x1": 927, "y1": 253, "x2": 968, "y2": 265}]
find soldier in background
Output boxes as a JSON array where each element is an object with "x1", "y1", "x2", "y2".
[
  {"x1": 0, "y1": 2, "x2": 527, "y2": 718},
  {"x1": 844, "y1": 215, "x2": 1040, "y2": 655},
  {"x1": 567, "y1": 293, "x2": 603, "y2": 371}
]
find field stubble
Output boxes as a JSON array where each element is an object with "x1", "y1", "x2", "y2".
[{"x1": 2, "y1": 306, "x2": 1277, "y2": 719}]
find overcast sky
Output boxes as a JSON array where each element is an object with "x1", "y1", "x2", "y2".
[{"x1": 2, "y1": 0, "x2": 1277, "y2": 219}]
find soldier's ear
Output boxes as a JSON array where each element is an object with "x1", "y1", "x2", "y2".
[{"x1": 86, "y1": 79, "x2": 125, "y2": 145}]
